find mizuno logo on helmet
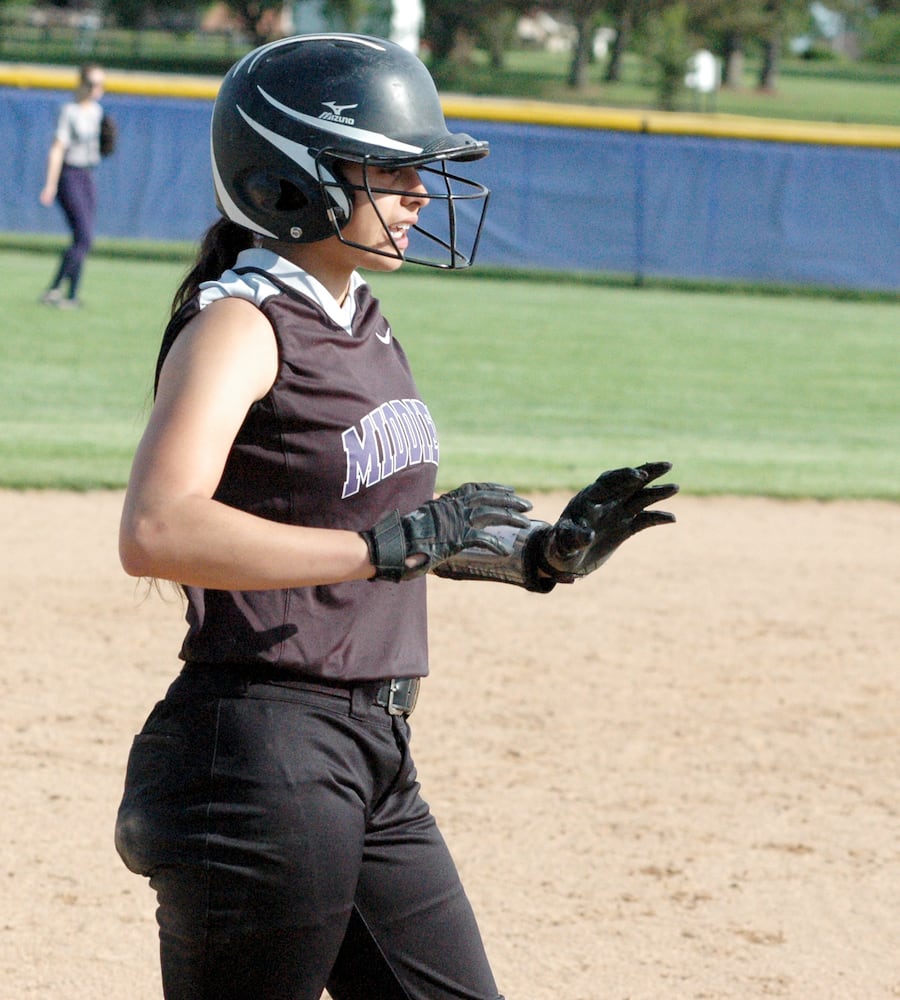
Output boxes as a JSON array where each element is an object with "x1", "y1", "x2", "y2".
[{"x1": 320, "y1": 101, "x2": 358, "y2": 125}]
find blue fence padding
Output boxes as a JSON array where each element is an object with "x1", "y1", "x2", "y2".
[
  {"x1": 466, "y1": 119, "x2": 899, "y2": 291},
  {"x1": 2, "y1": 88, "x2": 219, "y2": 240},
  {"x1": 2, "y1": 87, "x2": 898, "y2": 291}
]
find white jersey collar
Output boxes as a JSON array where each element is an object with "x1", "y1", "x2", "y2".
[{"x1": 199, "y1": 248, "x2": 366, "y2": 335}]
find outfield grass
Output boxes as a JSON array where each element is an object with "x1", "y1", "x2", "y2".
[
  {"x1": 2, "y1": 248, "x2": 897, "y2": 498},
  {"x1": 432, "y1": 50, "x2": 900, "y2": 127},
  {"x1": 1, "y1": 250, "x2": 176, "y2": 489}
]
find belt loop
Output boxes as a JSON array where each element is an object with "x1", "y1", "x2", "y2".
[{"x1": 351, "y1": 683, "x2": 378, "y2": 719}]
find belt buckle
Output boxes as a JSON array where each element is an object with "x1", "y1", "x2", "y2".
[{"x1": 384, "y1": 677, "x2": 419, "y2": 716}]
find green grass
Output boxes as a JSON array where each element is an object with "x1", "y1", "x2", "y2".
[
  {"x1": 432, "y1": 50, "x2": 900, "y2": 127},
  {"x1": 381, "y1": 271, "x2": 900, "y2": 498},
  {"x1": 0, "y1": 249, "x2": 180, "y2": 489},
  {"x1": 2, "y1": 248, "x2": 897, "y2": 498}
]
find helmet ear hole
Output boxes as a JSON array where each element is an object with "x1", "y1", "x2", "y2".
[
  {"x1": 237, "y1": 169, "x2": 308, "y2": 215},
  {"x1": 275, "y1": 180, "x2": 307, "y2": 212}
]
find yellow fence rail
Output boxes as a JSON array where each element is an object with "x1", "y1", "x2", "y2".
[{"x1": 2, "y1": 61, "x2": 898, "y2": 149}]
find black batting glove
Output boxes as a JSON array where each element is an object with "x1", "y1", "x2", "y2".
[
  {"x1": 362, "y1": 482, "x2": 534, "y2": 582},
  {"x1": 527, "y1": 462, "x2": 678, "y2": 582}
]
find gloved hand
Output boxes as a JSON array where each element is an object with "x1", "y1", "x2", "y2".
[
  {"x1": 361, "y1": 482, "x2": 533, "y2": 582},
  {"x1": 527, "y1": 461, "x2": 678, "y2": 582}
]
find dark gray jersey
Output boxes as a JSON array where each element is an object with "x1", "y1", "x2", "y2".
[{"x1": 157, "y1": 251, "x2": 437, "y2": 680}]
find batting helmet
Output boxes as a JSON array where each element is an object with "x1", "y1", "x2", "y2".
[{"x1": 211, "y1": 33, "x2": 491, "y2": 268}]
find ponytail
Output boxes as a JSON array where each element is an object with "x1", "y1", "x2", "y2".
[{"x1": 171, "y1": 218, "x2": 255, "y2": 316}]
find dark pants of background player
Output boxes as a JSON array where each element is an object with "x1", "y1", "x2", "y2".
[
  {"x1": 115, "y1": 663, "x2": 504, "y2": 1000},
  {"x1": 50, "y1": 164, "x2": 96, "y2": 299}
]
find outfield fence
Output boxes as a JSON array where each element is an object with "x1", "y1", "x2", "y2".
[{"x1": 2, "y1": 65, "x2": 898, "y2": 292}]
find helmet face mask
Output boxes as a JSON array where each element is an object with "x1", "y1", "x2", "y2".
[
  {"x1": 211, "y1": 33, "x2": 491, "y2": 269},
  {"x1": 316, "y1": 155, "x2": 490, "y2": 269}
]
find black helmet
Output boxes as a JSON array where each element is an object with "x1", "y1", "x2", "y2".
[{"x1": 211, "y1": 33, "x2": 491, "y2": 268}]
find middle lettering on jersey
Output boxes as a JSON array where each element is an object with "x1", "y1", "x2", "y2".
[{"x1": 341, "y1": 399, "x2": 439, "y2": 498}]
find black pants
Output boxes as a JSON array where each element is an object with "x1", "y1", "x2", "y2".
[{"x1": 115, "y1": 664, "x2": 502, "y2": 1000}]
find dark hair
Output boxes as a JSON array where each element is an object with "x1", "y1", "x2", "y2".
[
  {"x1": 171, "y1": 218, "x2": 255, "y2": 315},
  {"x1": 76, "y1": 63, "x2": 103, "y2": 101}
]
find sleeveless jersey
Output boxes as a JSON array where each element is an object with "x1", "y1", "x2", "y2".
[{"x1": 156, "y1": 250, "x2": 438, "y2": 681}]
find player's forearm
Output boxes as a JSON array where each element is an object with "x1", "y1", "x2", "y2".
[
  {"x1": 119, "y1": 494, "x2": 375, "y2": 589},
  {"x1": 42, "y1": 143, "x2": 65, "y2": 194}
]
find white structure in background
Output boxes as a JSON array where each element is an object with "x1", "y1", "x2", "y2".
[
  {"x1": 685, "y1": 50, "x2": 719, "y2": 93},
  {"x1": 684, "y1": 49, "x2": 720, "y2": 112},
  {"x1": 291, "y1": 0, "x2": 424, "y2": 52},
  {"x1": 592, "y1": 27, "x2": 616, "y2": 60},
  {"x1": 516, "y1": 11, "x2": 575, "y2": 52},
  {"x1": 388, "y1": 0, "x2": 425, "y2": 52},
  {"x1": 791, "y1": 1, "x2": 859, "y2": 58},
  {"x1": 517, "y1": 13, "x2": 615, "y2": 59}
]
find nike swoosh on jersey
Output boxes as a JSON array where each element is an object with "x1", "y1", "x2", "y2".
[{"x1": 375, "y1": 326, "x2": 392, "y2": 344}]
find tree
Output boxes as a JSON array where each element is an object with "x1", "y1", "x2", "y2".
[
  {"x1": 756, "y1": 0, "x2": 810, "y2": 91},
  {"x1": 683, "y1": 0, "x2": 769, "y2": 88},
  {"x1": 424, "y1": 0, "x2": 529, "y2": 69},
  {"x1": 644, "y1": 0, "x2": 691, "y2": 108},
  {"x1": 603, "y1": 0, "x2": 676, "y2": 83},
  {"x1": 549, "y1": 0, "x2": 609, "y2": 88},
  {"x1": 323, "y1": 0, "x2": 371, "y2": 32},
  {"x1": 758, "y1": 0, "x2": 783, "y2": 92},
  {"x1": 604, "y1": 0, "x2": 636, "y2": 82},
  {"x1": 223, "y1": 0, "x2": 287, "y2": 43},
  {"x1": 537, "y1": 1, "x2": 629, "y2": 90},
  {"x1": 683, "y1": 0, "x2": 809, "y2": 92},
  {"x1": 102, "y1": 0, "x2": 198, "y2": 31},
  {"x1": 424, "y1": 0, "x2": 484, "y2": 63}
]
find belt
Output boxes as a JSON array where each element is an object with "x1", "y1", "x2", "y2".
[
  {"x1": 374, "y1": 677, "x2": 420, "y2": 716},
  {"x1": 182, "y1": 664, "x2": 420, "y2": 717}
]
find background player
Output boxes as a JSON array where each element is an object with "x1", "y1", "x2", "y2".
[{"x1": 38, "y1": 63, "x2": 106, "y2": 308}]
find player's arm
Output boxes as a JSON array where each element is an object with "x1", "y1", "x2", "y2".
[
  {"x1": 119, "y1": 297, "x2": 375, "y2": 590},
  {"x1": 39, "y1": 138, "x2": 66, "y2": 206}
]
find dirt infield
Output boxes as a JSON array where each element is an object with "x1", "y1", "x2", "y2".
[{"x1": 2, "y1": 489, "x2": 898, "y2": 1000}]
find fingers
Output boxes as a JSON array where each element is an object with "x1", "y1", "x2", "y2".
[
  {"x1": 465, "y1": 531, "x2": 516, "y2": 556},
  {"x1": 577, "y1": 462, "x2": 670, "y2": 506},
  {"x1": 622, "y1": 482, "x2": 680, "y2": 516},
  {"x1": 634, "y1": 461, "x2": 673, "y2": 483},
  {"x1": 581, "y1": 466, "x2": 647, "y2": 504},
  {"x1": 631, "y1": 510, "x2": 677, "y2": 533},
  {"x1": 449, "y1": 482, "x2": 534, "y2": 515},
  {"x1": 455, "y1": 483, "x2": 534, "y2": 535}
]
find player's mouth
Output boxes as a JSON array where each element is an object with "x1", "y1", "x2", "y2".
[{"x1": 387, "y1": 222, "x2": 411, "y2": 250}]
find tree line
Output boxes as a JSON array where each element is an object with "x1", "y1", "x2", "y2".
[{"x1": 26, "y1": 0, "x2": 900, "y2": 100}]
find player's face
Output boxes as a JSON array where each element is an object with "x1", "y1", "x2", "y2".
[{"x1": 338, "y1": 162, "x2": 431, "y2": 271}]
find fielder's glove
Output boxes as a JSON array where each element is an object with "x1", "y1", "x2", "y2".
[
  {"x1": 433, "y1": 461, "x2": 677, "y2": 591},
  {"x1": 361, "y1": 482, "x2": 533, "y2": 582},
  {"x1": 528, "y1": 461, "x2": 678, "y2": 582}
]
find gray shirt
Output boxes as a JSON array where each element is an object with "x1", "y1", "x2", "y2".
[{"x1": 55, "y1": 100, "x2": 102, "y2": 168}]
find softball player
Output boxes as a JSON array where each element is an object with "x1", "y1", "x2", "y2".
[
  {"x1": 114, "y1": 34, "x2": 677, "y2": 1000},
  {"x1": 39, "y1": 63, "x2": 105, "y2": 308}
]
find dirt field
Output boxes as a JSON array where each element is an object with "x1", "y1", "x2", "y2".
[{"x1": 1, "y1": 489, "x2": 898, "y2": 1000}]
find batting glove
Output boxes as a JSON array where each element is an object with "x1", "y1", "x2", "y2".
[
  {"x1": 361, "y1": 482, "x2": 534, "y2": 582},
  {"x1": 529, "y1": 461, "x2": 678, "y2": 582}
]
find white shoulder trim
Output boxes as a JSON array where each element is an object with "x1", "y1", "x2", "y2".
[{"x1": 198, "y1": 248, "x2": 366, "y2": 335}]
